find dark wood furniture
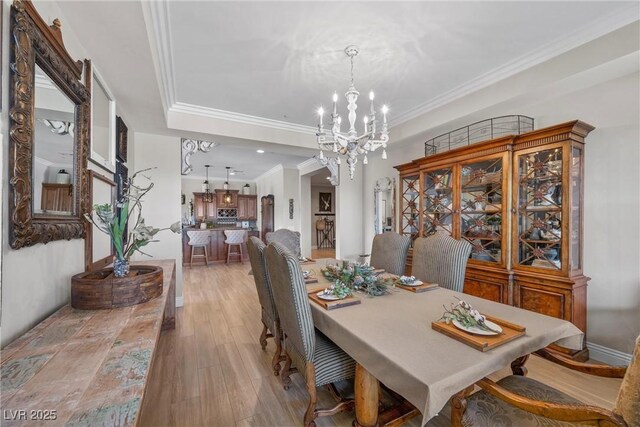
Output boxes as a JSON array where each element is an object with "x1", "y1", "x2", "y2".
[
  {"x1": 8, "y1": 0, "x2": 90, "y2": 248},
  {"x1": 395, "y1": 121, "x2": 593, "y2": 359},
  {"x1": 261, "y1": 194, "x2": 275, "y2": 243},
  {"x1": 1, "y1": 260, "x2": 176, "y2": 426},
  {"x1": 40, "y1": 183, "x2": 73, "y2": 212},
  {"x1": 238, "y1": 194, "x2": 258, "y2": 220},
  {"x1": 216, "y1": 189, "x2": 239, "y2": 208},
  {"x1": 182, "y1": 229, "x2": 259, "y2": 265},
  {"x1": 193, "y1": 192, "x2": 217, "y2": 222},
  {"x1": 115, "y1": 115, "x2": 128, "y2": 162}
]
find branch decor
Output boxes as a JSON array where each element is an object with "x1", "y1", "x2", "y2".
[
  {"x1": 85, "y1": 168, "x2": 181, "y2": 277},
  {"x1": 321, "y1": 260, "x2": 394, "y2": 297},
  {"x1": 439, "y1": 297, "x2": 502, "y2": 334}
]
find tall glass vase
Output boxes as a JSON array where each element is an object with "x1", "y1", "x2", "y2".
[{"x1": 113, "y1": 258, "x2": 130, "y2": 278}]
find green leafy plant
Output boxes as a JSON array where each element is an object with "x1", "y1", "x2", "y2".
[
  {"x1": 321, "y1": 261, "x2": 394, "y2": 297},
  {"x1": 439, "y1": 297, "x2": 502, "y2": 334},
  {"x1": 85, "y1": 168, "x2": 181, "y2": 262}
]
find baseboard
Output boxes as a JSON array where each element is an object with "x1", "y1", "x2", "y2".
[
  {"x1": 176, "y1": 296, "x2": 184, "y2": 308},
  {"x1": 587, "y1": 341, "x2": 632, "y2": 365}
]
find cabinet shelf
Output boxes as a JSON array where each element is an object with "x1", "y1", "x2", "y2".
[{"x1": 396, "y1": 120, "x2": 593, "y2": 348}]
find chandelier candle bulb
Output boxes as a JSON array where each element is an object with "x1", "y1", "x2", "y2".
[{"x1": 318, "y1": 107, "x2": 324, "y2": 127}]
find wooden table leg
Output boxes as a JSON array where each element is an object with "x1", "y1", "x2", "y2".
[
  {"x1": 353, "y1": 363, "x2": 379, "y2": 427},
  {"x1": 511, "y1": 354, "x2": 530, "y2": 376}
]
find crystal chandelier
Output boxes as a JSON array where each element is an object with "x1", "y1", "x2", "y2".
[
  {"x1": 202, "y1": 165, "x2": 213, "y2": 203},
  {"x1": 315, "y1": 45, "x2": 389, "y2": 179}
]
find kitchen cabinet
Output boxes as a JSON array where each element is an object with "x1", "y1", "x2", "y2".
[
  {"x1": 193, "y1": 192, "x2": 216, "y2": 222},
  {"x1": 41, "y1": 183, "x2": 73, "y2": 212},
  {"x1": 238, "y1": 195, "x2": 258, "y2": 220}
]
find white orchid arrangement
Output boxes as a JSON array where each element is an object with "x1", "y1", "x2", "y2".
[
  {"x1": 85, "y1": 168, "x2": 181, "y2": 262},
  {"x1": 439, "y1": 297, "x2": 502, "y2": 334}
]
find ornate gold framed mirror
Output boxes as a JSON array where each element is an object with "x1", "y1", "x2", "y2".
[{"x1": 8, "y1": 0, "x2": 90, "y2": 249}]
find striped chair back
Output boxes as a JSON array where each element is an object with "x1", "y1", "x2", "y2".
[
  {"x1": 187, "y1": 230, "x2": 209, "y2": 246},
  {"x1": 615, "y1": 335, "x2": 640, "y2": 426},
  {"x1": 412, "y1": 232, "x2": 472, "y2": 292},
  {"x1": 265, "y1": 229, "x2": 301, "y2": 257},
  {"x1": 264, "y1": 242, "x2": 315, "y2": 363},
  {"x1": 246, "y1": 237, "x2": 278, "y2": 328},
  {"x1": 369, "y1": 232, "x2": 411, "y2": 276}
]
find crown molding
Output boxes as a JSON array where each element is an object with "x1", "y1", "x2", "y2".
[
  {"x1": 141, "y1": 0, "x2": 176, "y2": 112},
  {"x1": 296, "y1": 157, "x2": 318, "y2": 170},
  {"x1": 254, "y1": 164, "x2": 284, "y2": 182},
  {"x1": 390, "y1": 5, "x2": 640, "y2": 127},
  {"x1": 170, "y1": 102, "x2": 317, "y2": 134}
]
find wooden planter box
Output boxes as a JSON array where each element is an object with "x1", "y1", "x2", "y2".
[{"x1": 71, "y1": 265, "x2": 163, "y2": 309}]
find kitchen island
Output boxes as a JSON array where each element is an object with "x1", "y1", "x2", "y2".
[{"x1": 182, "y1": 228, "x2": 260, "y2": 265}]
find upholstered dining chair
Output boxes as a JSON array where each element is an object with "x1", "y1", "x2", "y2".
[
  {"x1": 369, "y1": 231, "x2": 411, "y2": 276},
  {"x1": 412, "y1": 232, "x2": 472, "y2": 292},
  {"x1": 427, "y1": 337, "x2": 639, "y2": 427},
  {"x1": 264, "y1": 241, "x2": 356, "y2": 427},
  {"x1": 246, "y1": 236, "x2": 285, "y2": 376},
  {"x1": 265, "y1": 229, "x2": 301, "y2": 257}
]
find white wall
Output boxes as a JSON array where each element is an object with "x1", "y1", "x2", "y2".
[
  {"x1": 132, "y1": 133, "x2": 183, "y2": 302},
  {"x1": 254, "y1": 166, "x2": 302, "y2": 234},
  {"x1": 335, "y1": 165, "x2": 365, "y2": 260},
  {"x1": 1, "y1": 0, "x2": 89, "y2": 346}
]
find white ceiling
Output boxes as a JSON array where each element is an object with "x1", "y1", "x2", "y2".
[
  {"x1": 166, "y1": 1, "x2": 633, "y2": 127},
  {"x1": 55, "y1": 1, "x2": 637, "y2": 174}
]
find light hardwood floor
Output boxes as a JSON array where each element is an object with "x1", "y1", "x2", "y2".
[{"x1": 139, "y1": 262, "x2": 622, "y2": 427}]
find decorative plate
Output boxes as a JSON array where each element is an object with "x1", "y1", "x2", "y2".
[
  {"x1": 452, "y1": 319, "x2": 503, "y2": 336},
  {"x1": 316, "y1": 291, "x2": 343, "y2": 301}
]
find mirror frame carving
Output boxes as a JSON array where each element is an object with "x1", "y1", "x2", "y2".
[{"x1": 8, "y1": 0, "x2": 90, "y2": 249}]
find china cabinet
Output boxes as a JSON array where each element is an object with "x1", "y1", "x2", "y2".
[{"x1": 396, "y1": 121, "x2": 594, "y2": 358}]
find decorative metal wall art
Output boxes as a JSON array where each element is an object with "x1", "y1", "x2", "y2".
[
  {"x1": 181, "y1": 138, "x2": 217, "y2": 175},
  {"x1": 425, "y1": 115, "x2": 534, "y2": 156}
]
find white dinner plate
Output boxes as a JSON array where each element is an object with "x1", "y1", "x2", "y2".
[
  {"x1": 452, "y1": 319, "x2": 503, "y2": 336},
  {"x1": 316, "y1": 291, "x2": 343, "y2": 301},
  {"x1": 399, "y1": 280, "x2": 423, "y2": 287}
]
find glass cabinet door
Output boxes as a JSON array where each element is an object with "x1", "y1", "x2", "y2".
[
  {"x1": 515, "y1": 147, "x2": 564, "y2": 271},
  {"x1": 422, "y1": 167, "x2": 454, "y2": 236},
  {"x1": 460, "y1": 156, "x2": 504, "y2": 264},
  {"x1": 400, "y1": 174, "x2": 420, "y2": 242}
]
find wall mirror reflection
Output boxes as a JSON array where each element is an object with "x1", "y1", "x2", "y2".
[
  {"x1": 374, "y1": 177, "x2": 395, "y2": 234},
  {"x1": 33, "y1": 64, "x2": 76, "y2": 216}
]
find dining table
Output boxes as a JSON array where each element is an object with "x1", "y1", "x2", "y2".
[{"x1": 302, "y1": 259, "x2": 584, "y2": 427}]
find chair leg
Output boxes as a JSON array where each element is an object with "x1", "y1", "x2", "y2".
[
  {"x1": 272, "y1": 323, "x2": 285, "y2": 376},
  {"x1": 204, "y1": 245, "x2": 209, "y2": 265},
  {"x1": 304, "y1": 364, "x2": 318, "y2": 427},
  {"x1": 189, "y1": 247, "x2": 193, "y2": 266},
  {"x1": 281, "y1": 353, "x2": 293, "y2": 390},
  {"x1": 226, "y1": 243, "x2": 231, "y2": 264},
  {"x1": 259, "y1": 322, "x2": 268, "y2": 350}
]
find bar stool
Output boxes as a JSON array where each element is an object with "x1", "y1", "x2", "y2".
[
  {"x1": 187, "y1": 230, "x2": 209, "y2": 266},
  {"x1": 224, "y1": 230, "x2": 247, "y2": 263}
]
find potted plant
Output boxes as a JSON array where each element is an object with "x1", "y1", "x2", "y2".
[{"x1": 85, "y1": 168, "x2": 181, "y2": 277}]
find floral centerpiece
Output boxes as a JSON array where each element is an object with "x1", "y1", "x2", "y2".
[
  {"x1": 321, "y1": 260, "x2": 394, "y2": 297},
  {"x1": 439, "y1": 297, "x2": 502, "y2": 334},
  {"x1": 85, "y1": 168, "x2": 181, "y2": 277}
]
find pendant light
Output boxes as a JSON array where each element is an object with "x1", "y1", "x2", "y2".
[
  {"x1": 203, "y1": 165, "x2": 213, "y2": 203},
  {"x1": 223, "y1": 166, "x2": 233, "y2": 205}
]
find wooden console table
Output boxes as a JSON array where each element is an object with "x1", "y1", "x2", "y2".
[{"x1": 0, "y1": 260, "x2": 176, "y2": 426}]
